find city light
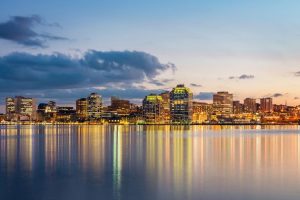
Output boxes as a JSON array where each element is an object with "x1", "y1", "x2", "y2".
[{"x1": 2, "y1": 84, "x2": 300, "y2": 125}]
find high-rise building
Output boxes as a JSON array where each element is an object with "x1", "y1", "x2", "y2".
[
  {"x1": 14, "y1": 96, "x2": 36, "y2": 120},
  {"x1": 244, "y1": 98, "x2": 257, "y2": 113},
  {"x1": 260, "y1": 98, "x2": 273, "y2": 113},
  {"x1": 160, "y1": 91, "x2": 170, "y2": 121},
  {"x1": 6, "y1": 97, "x2": 15, "y2": 114},
  {"x1": 6, "y1": 96, "x2": 36, "y2": 121},
  {"x1": 76, "y1": 98, "x2": 88, "y2": 120},
  {"x1": 142, "y1": 94, "x2": 164, "y2": 123},
  {"x1": 87, "y1": 93, "x2": 102, "y2": 120},
  {"x1": 213, "y1": 91, "x2": 233, "y2": 115},
  {"x1": 233, "y1": 101, "x2": 242, "y2": 114},
  {"x1": 170, "y1": 84, "x2": 193, "y2": 124},
  {"x1": 5, "y1": 97, "x2": 16, "y2": 120}
]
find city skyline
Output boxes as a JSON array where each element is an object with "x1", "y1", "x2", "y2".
[
  {"x1": 1, "y1": 0, "x2": 300, "y2": 112},
  {"x1": 2, "y1": 2, "x2": 300, "y2": 200},
  {"x1": 1, "y1": 86, "x2": 296, "y2": 111},
  {"x1": 3, "y1": 84, "x2": 300, "y2": 125}
]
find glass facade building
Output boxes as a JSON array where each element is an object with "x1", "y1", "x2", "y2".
[{"x1": 170, "y1": 84, "x2": 193, "y2": 124}]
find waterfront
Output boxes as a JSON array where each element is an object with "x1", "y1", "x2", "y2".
[{"x1": 1, "y1": 125, "x2": 300, "y2": 200}]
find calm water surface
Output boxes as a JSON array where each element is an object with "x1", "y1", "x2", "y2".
[{"x1": 0, "y1": 125, "x2": 300, "y2": 200}]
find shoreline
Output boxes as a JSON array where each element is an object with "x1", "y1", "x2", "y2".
[{"x1": 0, "y1": 123, "x2": 299, "y2": 126}]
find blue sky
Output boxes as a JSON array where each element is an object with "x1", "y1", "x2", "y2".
[{"x1": 1, "y1": 0, "x2": 300, "y2": 110}]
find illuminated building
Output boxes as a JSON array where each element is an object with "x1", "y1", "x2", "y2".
[
  {"x1": 37, "y1": 103, "x2": 48, "y2": 121},
  {"x1": 76, "y1": 98, "x2": 88, "y2": 121},
  {"x1": 37, "y1": 101, "x2": 57, "y2": 122},
  {"x1": 273, "y1": 104, "x2": 287, "y2": 113},
  {"x1": 244, "y1": 98, "x2": 257, "y2": 113},
  {"x1": 14, "y1": 96, "x2": 36, "y2": 121},
  {"x1": 0, "y1": 114, "x2": 5, "y2": 122},
  {"x1": 260, "y1": 98, "x2": 273, "y2": 113},
  {"x1": 142, "y1": 94, "x2": 164, "y2": 124},
  {"x1": 128, "y1": 105, "x2": 143, "y2": 124},
  {"x1": 87, "y1": 93, "x2": 102, "y2": 120},
  {"x1": 46, "y1": 101, "x2": 57, "y2": 113},
  {"x1": 5, "y1": 97, "x2": 16, "y2": 120},
  {"x1": 170, "y1": 84, "x2": 193, "y2": 124},
  {"x1": 233, "y1": 101, "x2": 242, "y2": 114},
  {"x1": 110, "y1": 96, "x2": 130, "y2": 116},
  {"x1": 192, "y1": 102, "x2": 213, "y2": 123},
  {"x1": 56, "y1": 106, "x2": 76, "y2": 122},
  {"x1": 160, "y1": 91, "x2": 170, "y2": 121},
  {"x1": 102, "y1": 111, "x2": 121, "y2": 123},
  {"x1": 213, "y1": 91, "x2": 233, "y2": 115}
]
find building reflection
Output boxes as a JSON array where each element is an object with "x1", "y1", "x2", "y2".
[{"x1": 0, "y1": 125, "x2": 300, "y2": 199}]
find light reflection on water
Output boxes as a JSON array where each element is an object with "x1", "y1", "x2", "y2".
[{"x1": 0, "y1": 125, "x2": 300, "y2": 200}]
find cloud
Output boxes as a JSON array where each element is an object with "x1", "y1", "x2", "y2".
[
  {"x1": 270, "y1": 93, "x2": 286, "y2": 98},
  {"x1": 149, "y1": 78, "x2": 173, "y2": 86},
  {"x1": 0, "y1": 50, "x2": 175, "y2": 92},
  {"x1": 229, "y1": 74, "x2": 255, "y2": 80},
  {"x1": 190, "y1": 83, "x2": 202, "y2": 87},
  {"x1": 0, "y1": 15, "x2": 67, "y2": 47},
  {"x1": 195, "y1": 92, "x2": 214, "y2": 100},
  {"x1": 294, "y1": 71, "x2": 300, "y2": 76}
]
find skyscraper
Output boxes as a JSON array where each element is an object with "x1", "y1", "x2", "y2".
[
  {"x1": 87, "y1": 93, "x2": 102, "y2": 120},
  {"x1": 260, "y1": 98, "x2": 273, "y2": 113},
  {"x1": 142, "y1": 94, "x2": 164, "y2": 124},
  {"x1": 244, "y1": 98, "x2": 257, "y2": 113},
  {"x1": 170, "y1": 84, "x2": 193, "y2": 124}
]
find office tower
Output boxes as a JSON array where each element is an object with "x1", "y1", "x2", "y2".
[
  {"x1": 76, "y1": 98, "x2": 88, "y2": 120},
  {"x1": 244, "y1": 98, "x2": 257, "y2": 113},
  {"x1": 160, "y1": 91, "x2": 170, "y2": 121},
  {"x1": 213, "y1": 91, "x2": 233, "y2": 115},
  {"x1": 260, "y1": 98, "x2": 273, "y2": 113},
  {"x1": 5, "y1": 97, "x2": 16, "y2": 120},
  {"x1": 170, "y1": 84, "x2": 193, "y2": 124},
  {"x1": 6, "y1": 97, "x2": 15, "y2": 114},
  {"x1": 15, "y1": 96, "x2": 36, "y2": 120},
  {"x1": 142, "y1": 94, "x2": 164, "y2": 123},
  {"x1": 110, "y1": 96, "x2": 130, "y2": 116},
  {"x1": 87, "y1": 93, "x2": 102, "y2": 120},
  {"x1": 233, "y1": 101, "x2": 242, "y2": 114}
]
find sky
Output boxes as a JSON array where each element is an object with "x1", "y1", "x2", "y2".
[{"x1": 1, "y1": 0, "x2": 300, "y2": 111}]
